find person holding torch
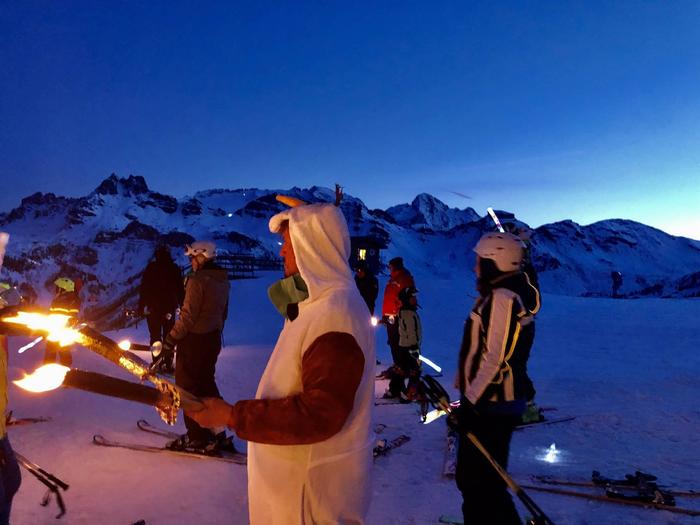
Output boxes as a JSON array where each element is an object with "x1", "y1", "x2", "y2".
[{"x1": 190, "y1": 198, "x2": 375, "y2": 525}]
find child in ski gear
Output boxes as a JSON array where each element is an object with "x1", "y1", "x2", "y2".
[
  {"x1": 162, "y1": 241, "x2": 230, "y2": 452},
  {"x1": 454, "y1": 231, "x2": 537, "y2": 525},
  {"x1": 190, "y1": 200, "x2": 375, "y2": 525},
  {"x1": 138, "y1": 245, "x2": 184, "y2": 372},
  {"x1": 354, "y1": 261, "x2": 379, "y2": 315},
  {"x1": 386, "y1": 286, "x2": 422, "y2": 400},
  {"x1": 380, "y1": 256, "x2": 415, "y2": 396},
  {"x1": 43, "y1": 277, "x2": 82, "y2": 367}
]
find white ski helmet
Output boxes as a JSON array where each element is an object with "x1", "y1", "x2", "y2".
[
  {"x1": 474, "y1": 232, "x2": 523, "y2": 272},
  {"x1": 185, "y1": 240, "x2": 216, "y2": 259}
]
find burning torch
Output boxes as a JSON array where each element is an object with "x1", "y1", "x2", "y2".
[
  {"x1": 1, "y1": 311, "x2": 197, "y2": 424},
  {"x1": 14, "y1": 364, "x2": 204, "y2": 413}
]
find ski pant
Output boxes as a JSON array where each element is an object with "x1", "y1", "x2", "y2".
[
  {"x1": 175, "y1": 330, "x2": 222, "y2": 442},
  {"x1": 0, "y1": 436, "x2": 21, "y2": 525},
  {"x1": 43, "y1": 341, "x2": 72, "y2": 367},
  {"x1": 456, "y1": 411, "x2": 522, "y2": 525},
  {"x1": 147, "y1": 310, "x2": 175, "y2": 365},
  {"x1": 389, "y1": 345, "x2": 420, "y2": 396},
  {"x1": 385, "y1": 318, "x2": 404, "y2": 394}
]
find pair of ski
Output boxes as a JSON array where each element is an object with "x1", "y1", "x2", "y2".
[
  {"x1": 518, "y1": 472, "x2": 700, "y2": 517},
  {"x1": 93, "y1": 420, "x2": 247, "y2": 465}
]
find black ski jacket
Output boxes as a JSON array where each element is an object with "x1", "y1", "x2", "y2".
[{"x1": 138, "y1": 257, "x2": 184, "y2": 314}]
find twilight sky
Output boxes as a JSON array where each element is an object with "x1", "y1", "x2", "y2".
[{"x1": 1, "y1": 2, "x2": 699, "y2": 239}]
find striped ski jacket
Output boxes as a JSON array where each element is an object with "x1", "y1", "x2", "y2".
[{"x1": 458, "y1": 271, "x2": 540, "y2": 408}]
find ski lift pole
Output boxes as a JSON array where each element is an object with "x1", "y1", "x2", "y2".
[
  {"x1": 14, "y1": 451, "x2": 68, "y2": 518},
  {"x1": 420, "y1": 376, "x2": 556, "y2": 525}
]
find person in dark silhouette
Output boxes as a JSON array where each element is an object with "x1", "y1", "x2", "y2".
[
  {"x1": 354, "y1": 261, "x2": 379, "y2": 315},
  {"x1": 138, "y1": 245, "x2": 184, "y2": 372},
  {"x1": 611, "y1": 271, "x2": 623, "y2": 298}
]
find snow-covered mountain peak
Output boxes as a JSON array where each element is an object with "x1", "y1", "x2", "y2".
[{"x1": 386, "y1": 194, "x2": 479, "y2": 232}]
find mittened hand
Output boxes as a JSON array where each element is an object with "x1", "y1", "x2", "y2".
[
  {"x1": 447, "y1": 400, "x2": 480, "y2": 433},
  {"x1": 162, "y1": 335, "x2": 177, "y2": 355}
]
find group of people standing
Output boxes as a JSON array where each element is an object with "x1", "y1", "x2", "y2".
[{"x1": 2, "y1": 196, "x2": 542, "y2": 525}]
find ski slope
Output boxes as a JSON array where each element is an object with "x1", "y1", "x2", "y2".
[{"x1": 7, "y1": 272, "x2": 700, "y2": 524}]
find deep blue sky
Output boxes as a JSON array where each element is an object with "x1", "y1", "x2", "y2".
[{"x1": 1, "y1": 2, "x2": 699, "y2": 238}]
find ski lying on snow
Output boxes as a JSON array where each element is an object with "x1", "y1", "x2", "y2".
[
  {"x1": 531, "y1": 474, "x2": 700, "y2": 498},
  {"x1": 7, "y1": 415, "x2": 52, "y2": 427},
  {"x1": 520, "y1": 484, "x2": 700, "y2": 517},
  {"x1": 137, "y1": 419, "x2": 179, "y2": 439},
  {"x1": 92, "y1": 435, "x2": 247, "y2": 465},
  {"x1": 373, "y1": 435, "x2": 411, "y2": 458},
  {"x1": 514, "y1": 415, "x2": 576, "y2": 430}
]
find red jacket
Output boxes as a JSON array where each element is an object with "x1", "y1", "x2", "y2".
[{"x1": 382, "y1": 268, "x2": 415, "y2": 317}]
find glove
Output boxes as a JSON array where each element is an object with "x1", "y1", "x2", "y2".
[
  {"x1": 161, "y1": 335, "x2": 177, "y2": 356},
  {"x1": 447, "y1": 399, "x2": 480, "y2": 433}
]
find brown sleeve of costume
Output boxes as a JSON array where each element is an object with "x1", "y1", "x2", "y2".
[{"x1": 227, "y1": 331, "x2": 365, "y2": 445}]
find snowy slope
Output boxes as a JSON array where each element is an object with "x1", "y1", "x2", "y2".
[
  {"x1": 1, "y1": 174, "x2": 700, "y2": 329},
  {"x1": 7, "y1": 273, "x2": 699, "y2": 524}
]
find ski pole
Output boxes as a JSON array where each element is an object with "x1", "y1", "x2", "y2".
[
  {"x1": 15, "y1": 452, "x2": 68, "y2": 518},
  {"x1": 420, "y1": 376, "x2": 556, "y2": 525},
  {"x1": 15, "y1": 451, "x2": 69, "y2": 490}
]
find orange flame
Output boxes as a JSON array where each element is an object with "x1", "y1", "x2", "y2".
[
  {"x1": 2, "y1": 311, "x2": 82, "y2": 347},
  {"x1": 13, "y1": 364, "x2": 70, "y2": 393}
]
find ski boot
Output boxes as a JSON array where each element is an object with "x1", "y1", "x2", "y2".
[
  {"x1": 521, "y1": 401, "x2": 544, "y2": 424},
  {"x1": 205, "y1": 432, "x2": 239, "y2": 455},
  {"x1": 166, "y1": 433, "x2": 210, "y2": 452}
]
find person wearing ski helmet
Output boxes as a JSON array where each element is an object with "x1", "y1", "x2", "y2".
[
  {"x1": 452, "y1": 231, "x2": 539, "y2": 525},
  {"x1": 161, "y1": 240, "x2": 231, "y2": 452},
  {"x1": 43, "y1": 277, "x2": 82, "y2": 366},
  {"x1": 189, "y1": 197, "x2": 375, "y2": 525},
  {"x1": 137, "y1": 245, "x2": 184, "y2": 372}
]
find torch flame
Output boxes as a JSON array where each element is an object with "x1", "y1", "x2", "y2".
[
  {"x1": 13, "y1": 364, "x2": 70, "y2": 393},
  {"x1": 118, "y1": 339, "x2": 132, "y2": 351},
  {"x1": 2, "y1": 311, "x2": 82, "y2": 347}
]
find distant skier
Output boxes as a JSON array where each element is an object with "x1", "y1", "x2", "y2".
[
  {"x1": 189, "y1": 198, "x2": 375, "y2": 525},
  {"x1": 397, "y1": 286, "x2": 422, "y2": 401},
  {"x1": 137, "y1": 245, "x2": 184, "y2": 372},
  {"x1": 380, "y1": 256, "x2": 416, "y2": 398},
  {"x1": 354, "y1": 261, "x2": 379, "y2": 315},
  {"x1": 611, "y1": 270, "x2": 623, "y2": 298},
  {"x1": 43, "y1": 277, "x2": 82, "y2": 366},
  {"x1": 451, "y1": 232, "x2": 539, "y2": 525},
  {"x1": 160, "y1": 241, "x2": 230, "y2": 452}
]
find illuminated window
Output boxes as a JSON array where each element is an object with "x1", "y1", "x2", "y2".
[{"x1": 358, "y1": 249, "x2": 367, "y2": 260}]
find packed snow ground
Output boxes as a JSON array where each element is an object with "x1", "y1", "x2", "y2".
[{"x1": 7, "y1": 271, "x2": 700, "y2": 524}]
